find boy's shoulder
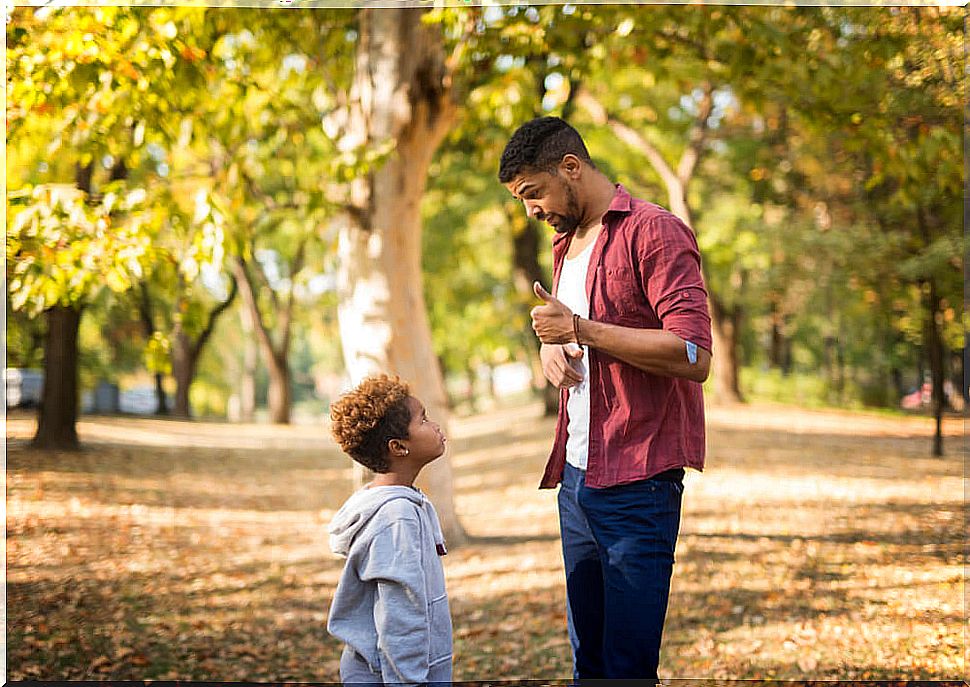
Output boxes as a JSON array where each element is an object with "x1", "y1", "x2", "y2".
[{"x1": 372, "y1": 494, "x2": 423, "y2": 522}]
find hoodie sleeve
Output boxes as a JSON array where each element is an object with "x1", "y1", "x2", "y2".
[{"x1": 358, "y1": 515, "x2": 430, "y2": 685}]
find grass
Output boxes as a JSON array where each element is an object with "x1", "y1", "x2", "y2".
[{"x1": 5, "y1": 401, "x2": 965, "y2": 681}]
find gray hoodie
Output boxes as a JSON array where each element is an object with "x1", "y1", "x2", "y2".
[{"x1": 327, "y1": 485, "x2": 452, "y2": 685}]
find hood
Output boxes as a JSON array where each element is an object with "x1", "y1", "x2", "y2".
[{"x1": 328, "y1": 485, "x2": 447, "y2": 557}]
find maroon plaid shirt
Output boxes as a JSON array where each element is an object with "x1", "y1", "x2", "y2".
[{"x1": 540, "y1": 185, "x2": 712, "y2": 489}]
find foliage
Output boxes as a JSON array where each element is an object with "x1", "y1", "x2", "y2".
[{"x1": 6, "y1": 6, "x2": 961, "y2": 419}]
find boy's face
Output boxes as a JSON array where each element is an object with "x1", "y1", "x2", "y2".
[{"x1": 402, "y1": 396, "x2": 446, "y2": 463}]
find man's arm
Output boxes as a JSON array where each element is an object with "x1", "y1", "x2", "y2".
[
  {"x1": 531, "y1": 282, "x2": 710, "y2": 383},
  {"x1": 576, "y1": 318, "x2": 711, "y2": 383}
]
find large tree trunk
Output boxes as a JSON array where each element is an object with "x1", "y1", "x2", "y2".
[
  {"x1": 32, "y1": 305, "x2": 81, "y2": 450},
  {"x1": 335, "y1": 7, "x2": 466, "y2": 546}
]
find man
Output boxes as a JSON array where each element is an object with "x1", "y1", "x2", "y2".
[{"x1": 498, "y1": 116, "x2": 713, "y2": 680}]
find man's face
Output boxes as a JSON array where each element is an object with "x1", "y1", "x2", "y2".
[{"x1": 505, "y1": 168, "x2": 583, "y2": 234}]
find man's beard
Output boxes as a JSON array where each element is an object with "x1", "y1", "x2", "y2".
[{"x1": 550, "y1": 182, "x2": 582, "y2": 234}]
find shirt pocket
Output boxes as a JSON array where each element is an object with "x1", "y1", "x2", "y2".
[{"x1": 598, "y1": 265, "x2": 642, "y2": 318}]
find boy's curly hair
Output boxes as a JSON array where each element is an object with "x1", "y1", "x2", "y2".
[{"x1": 329, "y1": 374, "x2": 412, "y2": 473}]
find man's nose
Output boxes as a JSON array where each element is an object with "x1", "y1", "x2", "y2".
[{"x1": 525, "y1": 200, "x2": 543, "y2": 220}]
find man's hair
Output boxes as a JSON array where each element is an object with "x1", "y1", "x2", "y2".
[
  {"x1": 498, "y1": 116, "x2": 593, "y2": 183},
  {"x1": 329, "y1": 374, "x2": 412, "y2": 473}
]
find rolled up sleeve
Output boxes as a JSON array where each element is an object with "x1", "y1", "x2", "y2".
[{"x1": 640, "y1": 215, "x2": 713, "y2": 352}]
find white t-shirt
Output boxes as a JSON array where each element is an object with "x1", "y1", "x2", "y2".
[{"x1": 555, "y1": 239, "x2": 595, "y2": 471}]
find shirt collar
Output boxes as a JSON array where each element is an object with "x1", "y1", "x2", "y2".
[{"x1": 607, "y1": 184, "x2": 633, "y2": 215}]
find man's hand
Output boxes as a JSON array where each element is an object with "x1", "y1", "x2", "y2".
[
  {"x1": 531, "y1": 281, "x2": 575, "y2": 344},
  {"x1": 539, "y1": 343, "x2": 585, "y2": 389}
]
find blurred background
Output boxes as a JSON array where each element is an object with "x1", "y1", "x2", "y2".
[{"x1": 6, "y1": 4, "x2": 964, "y2": 682}]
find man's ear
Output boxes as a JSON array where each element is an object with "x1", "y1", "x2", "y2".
[
  {"x1": 559, "y1": 154, "x2": 583, "y2": 180},
  {"x1": 387, "y1": 438, "x2": 409, "y2": 457}
]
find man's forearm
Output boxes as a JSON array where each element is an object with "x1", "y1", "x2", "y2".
[{"x1": 577, "y1": 318, "x2": 711, "y2": 382}]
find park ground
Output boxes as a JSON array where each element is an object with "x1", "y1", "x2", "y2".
[{"x1": 6, "y1": 401, "x2": 965, "y2": 681}]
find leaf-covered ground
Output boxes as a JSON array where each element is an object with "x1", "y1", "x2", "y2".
[{"x1": 6, "y1": 402, "x2": 963, "y2": 681}]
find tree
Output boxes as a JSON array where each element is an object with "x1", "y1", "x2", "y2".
[
  {"x1": 7, "y1": 184, "x2": 153, "y2": 447},
  {"x1": 777, "y1": 7, "x2": 963, "y2": 453},
  {"x1": 325, "y1": 7, "x2": 466, "y2": 543},
  {"x1": 6, "y1": 6, "x2": 212, "y2": 445}
]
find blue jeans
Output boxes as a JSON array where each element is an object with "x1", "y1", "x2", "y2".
[{"x1": 558, "y1": 463, "x2": 683, "y2": 680}]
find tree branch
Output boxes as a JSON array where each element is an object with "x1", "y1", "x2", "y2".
[
  {"x1": 191, "y1": 275, "x2": 239, "y2": 359},
  {"x1": 246, "y1": 250, "x2": 281, "y2": 312},
  {"x1": 279, "y1": 238, "x2": 307, "y2": 358},
  {"x1": 574, "y1": 87, "x2": 691, "y2": 224},
  {"x1": 232, "y1": 256, "x2": 279, "y2": 358},
  {"x1": 676, "y1": 81, "x2": 715, "y2": 187}
]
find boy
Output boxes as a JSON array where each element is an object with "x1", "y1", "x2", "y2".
[{"x1": 327, "y1": 374, "x2": 453, "y2": 685}]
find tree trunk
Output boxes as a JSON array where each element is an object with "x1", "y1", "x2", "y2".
[
  {"x1": 232, "y1": 256, "x2": 293, "y2": 425},
  {"x1": 508, "y1": 207, "x2": 558, "y2": 416},
  {"x1": 171, "y1": 330, "x2": 196, "y2": 419},
  {"x1": 170, "y1": 279, "x2": 237, "y2": 420},
  {"x1": 32, "y1": 305, "x2": 81, "y2": 450},
  {"x1": 137, "y1": 282, "x2": 169, "y2": 415},
  {"x1": 926, "y1": 278, "x2": 945, "y2": 456},
  {"x1": 267, "y1": 353, "x2": 291, "y2": 425},
  {"x1": 33, "y1": 160, "x2": 93, "y2": 449},
  {"x1": 240, "y1": 329, "x2": 258, "y2": 422},
  {"x1": 709, "y1": 293, "x2": 744, "y2": 405},
  {"x1": 335, "y1": 7, "x2": 466, "y2": 546}
]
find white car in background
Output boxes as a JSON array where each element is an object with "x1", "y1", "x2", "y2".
[{"x1": 6, "y1": 368, "x2": 43, "y2": 408}]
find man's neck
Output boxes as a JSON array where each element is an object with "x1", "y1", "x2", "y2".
[{"x1": 577, "y1": 174, "x2": 617, "y2": 237}]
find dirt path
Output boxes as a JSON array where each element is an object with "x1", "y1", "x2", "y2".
[{"x1": 6, "y1": 403, "x2": 963, "y2": 680}]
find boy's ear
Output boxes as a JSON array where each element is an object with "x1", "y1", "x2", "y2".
[{"x1": 387, "y1": 438, "x2": 409, "y2": 457}]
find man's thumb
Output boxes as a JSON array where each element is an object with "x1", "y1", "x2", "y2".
[
  {"x1": 533, "y1": 281, "x2": 553, "y2": 301},
  {"x1": 564, "y1": 343, "x2": 584, "y2": 359}
]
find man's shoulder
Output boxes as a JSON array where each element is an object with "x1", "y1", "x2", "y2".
[
  {"x1": 614, "y1": 199, "x2": 691, "y2": 243},
  {"x1": 623, "y1": 197, "x2": 684, "y2": 227}
]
